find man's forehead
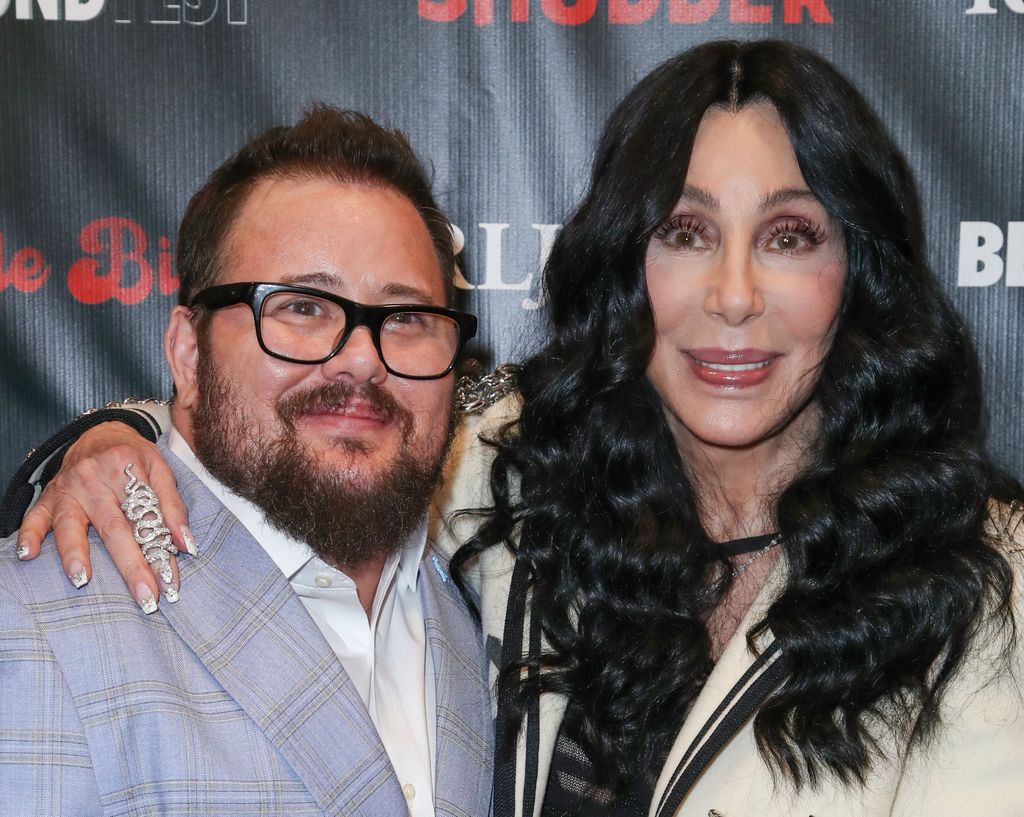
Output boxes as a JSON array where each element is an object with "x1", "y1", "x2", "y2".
[
  {"x1": 277, "y1": 270, "x2": 439, "y2": 306},
  {"x1": 219, "y1": 175, "x2": 446, "y2": 305},
  {"x1": 233, "y1": 174, "x2": 411, "y2": 226}
]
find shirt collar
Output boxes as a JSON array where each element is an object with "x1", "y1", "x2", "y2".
[
  {"x1": 167, "y1": 426, "x2": 426, "y2": 588},
  {"x1": 395, "y1": 519, "x2": 427, "y2": 592}
]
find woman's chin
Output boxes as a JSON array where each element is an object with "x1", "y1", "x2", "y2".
[{"x1": 666, "y1": 405, "x2": 819, "y2": 462}]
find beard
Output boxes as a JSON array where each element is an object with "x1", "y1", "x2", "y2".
[{"x1": 190, "y1": 356, "x2": 455, "y2": 573}]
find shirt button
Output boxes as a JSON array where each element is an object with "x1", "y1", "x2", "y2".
[
  {"x1": 314, "y1": 574, "x2": 332, "y2": 588},
  {"x1": 402, "y1": 783, "x2": 416, "y2": 801}
]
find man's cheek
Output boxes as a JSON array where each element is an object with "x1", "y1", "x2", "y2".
[{"x1": 412, "y1": 394, "x2": 452, "y2": 429}]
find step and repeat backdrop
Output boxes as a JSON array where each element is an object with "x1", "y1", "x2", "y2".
[{"x1": 1, "y1": 0, "x2": 1022, "y2": 482}]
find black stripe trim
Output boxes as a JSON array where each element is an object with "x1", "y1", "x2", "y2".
[
  {"x1": 493, "y1": 555, "x2": 532, "y2": 817},
  {"x1": 521, "y1": 598, "x2": 542, "y2": 817},
  {"x1": 655, "y1": 641, "x2": 785, "y2": 817},
  {"x1": 717, "y1": 532, "x2": 777, "y2": 557}
]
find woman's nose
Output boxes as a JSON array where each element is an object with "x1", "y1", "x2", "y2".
[{"x1": 703, "y1": 250, "x2": 765, "y2": 326}]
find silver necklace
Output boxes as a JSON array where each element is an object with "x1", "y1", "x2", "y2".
[{"x1": 729, "y1": 534, "x2": 781, "y2": 579}]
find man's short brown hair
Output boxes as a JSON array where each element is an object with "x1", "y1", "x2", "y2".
[{"x1": 177, "y1": 104, "x2": 456, "y2": 309}]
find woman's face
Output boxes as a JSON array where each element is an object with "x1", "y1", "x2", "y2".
[{"x1": 644, "y1": 103, "x2": 845, "y2": 461}]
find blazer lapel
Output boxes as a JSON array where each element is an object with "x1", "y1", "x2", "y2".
[
  {"x1": 158, "y1": 443, "x2": 406, "y2": 817},
  {"x1": 421, "y1": 547, "x2": 494, "y2": 817},
  {"x1": 649, "y1": 557, "x2": 787, "y2": 817}
]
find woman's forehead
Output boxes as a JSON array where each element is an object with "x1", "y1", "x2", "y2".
[{"x1": 680, "y1": 104, "x2": 816, "y2": 212}]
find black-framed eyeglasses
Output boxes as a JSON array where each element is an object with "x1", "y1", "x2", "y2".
[{"x1": 190, "y1": 282, "x2": 478, "y2": 380}]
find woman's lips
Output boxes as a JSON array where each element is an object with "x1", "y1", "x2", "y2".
[{"x1": 684, "y1": 348, "x2": 781, "y2": 388}]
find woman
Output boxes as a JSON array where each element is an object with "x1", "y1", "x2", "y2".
[{"x1": 9, "y1": 40, "x2": 1024, "y2": 816}]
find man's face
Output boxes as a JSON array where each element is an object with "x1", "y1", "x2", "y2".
[{"x1": 167, "y1": 176, "x2": 456, "y2": 567}]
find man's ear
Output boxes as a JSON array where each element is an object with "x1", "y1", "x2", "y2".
[{"x1": 165, "y1": 306, "x2": 200, "y2": 411}]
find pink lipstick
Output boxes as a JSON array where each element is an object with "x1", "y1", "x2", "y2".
[{"x1": 684, "y1": 348, "x2": 780, "y2": 388}]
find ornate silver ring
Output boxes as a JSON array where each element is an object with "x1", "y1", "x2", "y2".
[{"x1": 122, "y1": 463, "x2": 176, "y2": 586}]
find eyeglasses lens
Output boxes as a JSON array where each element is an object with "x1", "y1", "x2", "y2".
[{"x1": 260, "y1": 291, "x2": 459, "y2": 377}]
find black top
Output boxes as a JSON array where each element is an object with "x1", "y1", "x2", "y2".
[
  {"x1": 539, "y1": 532, "x2": 777, "y2": 817},
  {"x1": 716, "y1": 532, "x2": 776, "y2": 557},
  {"x1": 540, "y1": 726, "x2": 664, "y2": 817}
]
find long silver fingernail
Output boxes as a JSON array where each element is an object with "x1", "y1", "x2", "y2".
[
  {"x1": 182, "y1": 527, "x2": 198, "y2": 558},
  {"x1": 156, "y1": 570, "x2": 179, "y2": 604},
  {"x1": 16, "y1": 543, "x2": 30, "y2": 560},
  {"x1": 68, "y1": 559, "x2": 89, "y2": 589},
  {"x1": 134, "y1": 583, "x2": 158, "y2": 615}
]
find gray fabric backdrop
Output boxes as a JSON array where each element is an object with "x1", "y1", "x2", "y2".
[{"x1": 1, "y1": 0, "x2": 1022, "y2": 483}]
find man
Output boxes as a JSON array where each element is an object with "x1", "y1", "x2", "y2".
[{"x1": 0, "y1": 106, "x2": 492, "y2": 817}]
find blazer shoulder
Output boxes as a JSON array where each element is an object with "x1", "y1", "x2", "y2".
[
  {"x1": 454, "y1": 391, "x2": 522, "y2": 488},
  {"x1": 985, "y1": 498, "x2": 1024, "y2": 553},
  {"x1": 0, "y1": 546, "x2": 104, "y2": 811},
  {"x1": 954, "y1": 499, "x2": 1024, "y2": 696},
  {"x1": 891, "y1": 502, "x2": 1024, "y2": 816},
  {"x1": 432, "y1": 394, "x2": 521, "y2": 538},
  {"x1": 984, "y1": 498, "x2": 1024, "y2": 616},
  {"x1": 0, "y1": 530, "x2": 79, "y2": 607},
  {"x1": 456, "y1": 390, "x2": 522, "y2": 448}
]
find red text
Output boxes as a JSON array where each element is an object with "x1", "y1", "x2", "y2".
[
  {"x1": 0, "y1": 232, "x2": 50, "y2": 293},
  {"x1": 67, "y1": 217, "x2": 177, "y2": 305},
  {"x1": 418, "y1": 0, "x2": 832, "y2": 24}
]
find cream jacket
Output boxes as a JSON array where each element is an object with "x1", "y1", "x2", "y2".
[{"x1": 432, "y1": 396, "x2": 1024, "y2": 817}]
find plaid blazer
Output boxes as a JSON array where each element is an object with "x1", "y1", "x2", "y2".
[{"x1": 0, "y1": 442, "x2": 492, "y2": 817}]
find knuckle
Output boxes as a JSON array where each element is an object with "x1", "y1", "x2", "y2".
[
  {"x1": 37, "y1": 477, "x2": 67, "y2": 500},
  {"x1": 23, "y1": 504, "x2": 51, "y2": 526},
  {"x1": 165, "y1": 498, "x2": 188, "y2": 518},
  {"x1": 64, "y1": 458, "x2": 105, "y2": 485},
  {"x1": 50, "y1": 508, "x2": 85, "y2": 530},
  {"x1": 102, "y1": 446, "x2": 142, "y2": 480},
  {"x1": 95, "y1": 513, "x2": 133, "y2": 541},
  {"x1": 120, "y1": 558, "x2": 149, "y2": 578},
  {"x1": 108, "y1": 443, "x2": 144, "y2": 463}
]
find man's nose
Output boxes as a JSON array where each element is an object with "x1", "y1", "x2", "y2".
[
  {"x1": 702, "y1": 249, "x2": 765, "y2": 326},
  {"x1": 319, "y1": 325, "x2": 388, "y2": 384}
]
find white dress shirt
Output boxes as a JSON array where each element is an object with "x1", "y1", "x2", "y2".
[{"x1": 168, "y1": 428, "x2": 436, "y2": 817}]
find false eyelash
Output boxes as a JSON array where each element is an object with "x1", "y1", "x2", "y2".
[
  {"x1": 766, "y1": 218, "x2": 827, "y2": 246},
  {"x1": 652, "y1": 214, "x2": 707, "y2": 241}
]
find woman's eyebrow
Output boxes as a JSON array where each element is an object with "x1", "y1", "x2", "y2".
[
  {"x1": 758, "y1": 188, "x2": 817, "y2": 210},
  {"x1": 678, "y1": 184, "x2": 720, "y2": 211},
  {"x1": 675, "y1": 185, "x2": 817, "y2": 213}
]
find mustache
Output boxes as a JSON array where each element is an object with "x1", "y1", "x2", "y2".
[{"x1": 275, "y1": 381, "x2": 407, "y2": 428}]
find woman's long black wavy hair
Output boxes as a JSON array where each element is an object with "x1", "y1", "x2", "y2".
[{"x1": 452, "y1": 40, "x2": 1020, "y2": 789}]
